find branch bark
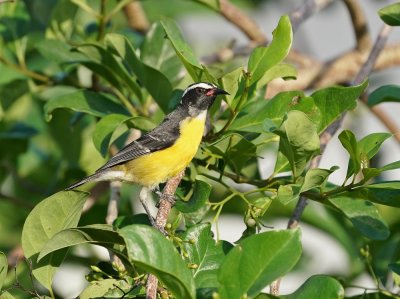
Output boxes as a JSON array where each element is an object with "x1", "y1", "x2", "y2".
[
  {"x1": 123, "y1": 1, "x2": 150, "y2": 33},
  {"x1": 146, "y1": 170, "x2": 185, "y2": 299}
]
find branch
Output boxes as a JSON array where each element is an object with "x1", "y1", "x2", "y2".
[
  {"x1": 290, "y1": 0, "x2": 334, "y2": 32},
  {"x1": 219, "y1": 0, "x2": 267, "y2": 44},
  {"x1": 342, "y1": 0, "x2": 371, "y2": 52},
  {"x1": 146, "y1": 170, "x2": 185, "y2": 299},
  {"x1": 123, "y1": 1, "x2": 149, "y2": 33},
  {"x1": 0, "y1": 192, "x2": 34, "y2": 210}
]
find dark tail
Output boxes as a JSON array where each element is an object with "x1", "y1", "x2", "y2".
[{"x1": 65, "y1": 172, "x2": 104, "y2": 190}]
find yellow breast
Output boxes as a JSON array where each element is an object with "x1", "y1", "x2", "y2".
[{"x1": 120, "y1": 111, "x2": 207, "y2": 188}]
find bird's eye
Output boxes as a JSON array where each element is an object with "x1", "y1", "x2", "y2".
[{"x1": 196, "y1": 87, "x2": 205, "y2": 94}]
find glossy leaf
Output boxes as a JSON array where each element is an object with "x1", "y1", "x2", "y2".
[
  {"x1": 218, "y1": 229, "x2": 302, "y2": 299},
  {"x1": 141, "y1": 22, "x2": 182, "y2": 86},
  {"x1": 275, "y1": 110, "x2": 320, "y2": 178},
  {"x1": 347, "y1": 182, "x2": 400, "y2": 207},
  {"x1": 248, "y1": 15, "x2": 292, "y2": 85},
  {"x1": 175, "y1": 179, "x2": 212, "y2": 213},
  {"x1": 38, "y1": 224, "x2": 125, "y2": 261},
  {"x1": 76, "y1": 43, "x2": 143, "y2": 100},
  {"x1": 21, "y1": 191, "x2": 88, "y2": 293},
  {"x1": 338, "y1": 130, "x2": 360, "y2": 180},
  {"x1": 328, "y1": 196, "x2": 389, "y2": 240},
  {"x1": 119, "y1": 225, "x2": 196, "y2": 299},
  {"x1": 281, "y1": 275, "x2": 344, "y2": 299},
  {"x1": 312, "y1": 81, "x2": 368, "y2": 133},
  {"x1": 181, "y1": 224, "x2": 232, "y2": 294},
  {"x1": 93, "y1": 114, "x2": 133, "y2": 157},
  {"x1": 368, "y1": 84, "x2": 400, "y2": 106},
  {"x1": 106, "y1": 33, "x2": 173, "y2": 112},
  {"x1": 0, "y1": 252, "x2": 7, "y2": 290},
  {"x1": 300, "y1": 167, "x2": 338, "y2": 193},
  {"x1": 161, "y1": 19, "x2": 204, "y2": 81},
  {"x1": 378, "y1": 3, "x2": 400, "y2": 26},
  {"x1": 44, "y1": 90, "x2": 128, "y2": 121}
]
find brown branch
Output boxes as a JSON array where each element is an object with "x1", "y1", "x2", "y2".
[
  {"x1": 342, "y1": 0, "x2": 371, "y2": 52},
  {"x1": 123, "y1": 1, "x2": 150, "y2": 33},
  {"x1": 146, "y1": 170, "x2": 185, "y2": 299},
  {"x1": 219, "y1": 0, "x2": 267, "y2": 44},
  {"x1": 290, "y1": 0, "x2": 334, "y2": 32}
]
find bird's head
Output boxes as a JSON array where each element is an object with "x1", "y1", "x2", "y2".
[{"x1": 180, "y1": 82, "x2": 228, "y2": 114}]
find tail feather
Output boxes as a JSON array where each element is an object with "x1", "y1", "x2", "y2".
[{"x1": 65, "y1": 172, "x2": 104, "y2": 190}]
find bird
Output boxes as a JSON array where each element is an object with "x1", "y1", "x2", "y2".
[{"x1": 65, "y1": 82, "x2": 228, "y2": 194}]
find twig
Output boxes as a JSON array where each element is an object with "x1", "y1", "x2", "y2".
[
  {"x1": 342, "y1": 0, "x2": 371, "y2": 52},
  {"x1": 290, "y1": 0, "x2": 334, "y2": 32},
  {"x1": 219, "y1": 0, "x2": 267, "y2": 44},
  {"x1": 0, "y1": 56, "x2": 50, "y2": 83},
  {"x1": 123, "y1": 1, "x2": 149, "y2": 33},
  {"x1": 0, "y1": 192, "x2": 34, "y2": 209},
  {"x1": 146, "y1": 170, "x2": 185, "y2": 299}
]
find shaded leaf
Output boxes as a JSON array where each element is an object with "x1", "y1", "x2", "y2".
[
  {"x1": 275, "y1": 110, "x2": 320, "y2": 178},
  {"x1": 119, "y1": 225, "x2": 196, "y2": 299},
  {"x1": 160, "y1": 18, "x2": 204, "y2": 81},
  {"x1": 347, "y1": 182, "x2": 400, "y2": 207},
  {"x1": 338, "y1": 130, "x2": 360, "y2": 180},
  {"x1": 175, "y1": 179, "x2": 212, "y2": 213},
  {"x1": 218, "y1": 229, "x2": 302, "y2": 299},
  {"x1": 312, "y1": 81, "x2": 368, "y2": 133},
  {"x1": 368, "y1": 84, "x2": 400, "y2": 106},
  {"x1": 328, "y1": 196, "x2": 389, "y2": 240},
  {"x1": 44, "y1": 90, "x2": 128, "y2": 121},
  {"x1": 181, "y1": 224, "x2": 232, "y2": 294},
  {"x1": 38, "y1": 224, "x2": 125, "y2": 261},
  {"x1": 277, "y1": 184, "x2": 301, "y2": 205},
  {"x1": 379, "y1": 3, "x2": 400, "y2": 26},
  {"x1": 21, "y1": 191, "x2": 88, "y2": 293},
  {"x1": 0, "y1": 252, "x2": 7, "y2": 290}
]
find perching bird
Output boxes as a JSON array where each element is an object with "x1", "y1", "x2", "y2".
[{"x1": 65, "y1": 82, "x2": 228, "y2": 192}]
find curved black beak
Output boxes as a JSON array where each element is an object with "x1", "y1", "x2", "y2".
[{"x1": 215, "y1": 87, "x2": 229, "y2": 95}]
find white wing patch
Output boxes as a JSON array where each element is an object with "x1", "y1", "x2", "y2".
[{"x1": 182, "y1": 82, "x2": 216, "y2": 97}]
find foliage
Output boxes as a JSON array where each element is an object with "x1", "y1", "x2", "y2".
[{"x1": 1, "y1": 1, "x2": 400, "y2": 299}]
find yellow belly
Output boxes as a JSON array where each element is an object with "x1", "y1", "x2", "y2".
[{"x1": 116, "y1": 114, "x2": 206, "y2": 188}]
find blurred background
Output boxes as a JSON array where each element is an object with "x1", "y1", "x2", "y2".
[{"x1": 1, "y1": 0, "x2": 400, "y2": 298}]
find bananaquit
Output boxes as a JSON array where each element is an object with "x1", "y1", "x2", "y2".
[{"x1": 65, "y1": 82, "x2": 228, "y2": 191}]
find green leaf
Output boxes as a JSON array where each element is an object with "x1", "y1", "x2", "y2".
[
  {"x1": 106, "y1": 33, "x2": 173, "y2": 112},
  {"x1": 175, "y1": 178, "x2": 212, "y2": 213},
  {"x1": 328, "y1": 196, "x2": 389, "y2": 240},
  {"x1": 0, "y1": 252, "x2": 7, "y2": 290},
  {"x1": 347, "y1": 292, "x2": 396, "y2": 299},
  {"x1": 312, "y1": 81, "x2": 368, "y2": 133},
  {"x1": 358, "y1": 132, "x2": 392, "y2": 159},
  {"x1": 281, "y1": 275, "x2": 344, "y2": 299},
  {"x1": 80, "y1": 279, "x2": 132, "y2": 299},
  {"x1": 181, "y1": 224, "x2": 232, "y2": 294},
  {"x1": 368, "y1": 85, "x2": 400, "y2": 106},
  {"x1": 218, "y1": 229, "x2": 302, "y2": 299},
  {"x1": 277, "y1": 184, "x2": 301, "y2": 205},
  {"x1": 38, "y1": 224, "x2": 125, "y2": 261},
  {"x1": 275, "y1": 110, "x2": 320, "y2": 178},
  {"x1": 160, "y1": 18, "x2": 204, "y2": 81},
  {"x1": 21, "y1": 191, "x2": 88, "y2": 294},
  {"x1": 0, "y1": 291, "x2": 16, "y2": 299},
  {"x1": 44, "y1": 90, "x2": 128, "y2": 121},
  {"x1": 338, "y1": 130, "x2": 360, "y2": 180},
  {"x1": 119, "y1": 225, "x2": 196, "y2": 299},
  {"x1": 93, "y1": 114, "x2": 132, "y2": 157},
  {"x1": 36, "y1": 39, "x2": 85, "y2": 64},
  {"x1": 300, "y1": 167, "x2": 338, "y2": 193},
  {"x1": 389, "y1": 261, "x2": 400, "y2": 275},
  {"x1": 378, "y1": 3, "x2": 400, "y2": 26},
  {"x1": 76, "y1": 43, "x2": 143, "y2": 100},
  {"x1": 192, "y1": 0, "x2": 220, "y2": 11},
  {"x1": 381, "y1": 160, "x2": 400, "y2": 171},
  {"x1": 141, "y1": 22, "x2": 182, "y2": 86},
  {"x1": 231, "y1": 91, "x2": 319, "y2": 133},
  {"x1": 347, "y1": 182, "x2": 400, "y2": 207},
  {"x1": 256, "y1": 63, "x2": 297, "y2": 89},
  {"x1": 248, "y1": 15, "x2": 292, "y2": 85}
]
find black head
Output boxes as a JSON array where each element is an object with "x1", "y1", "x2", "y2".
[{"x1": 180, "y1": 82, "x2": 228, "y2": 113}]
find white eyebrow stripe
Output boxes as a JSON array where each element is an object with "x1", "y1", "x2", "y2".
[{"x1": 182, "y1": 82, "x2": 216, "y2": 97}]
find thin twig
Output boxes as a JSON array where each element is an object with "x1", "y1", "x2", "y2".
[
  {"x1": 290, "y1": 0, "x2": 334, "y2": 32},
  {"x1": 123, "y1": 1, "x2": 149, "y2": 33},
  {"x1": 219, "y1": 0, "x2": 267, "y2": 44},
  {"x1": 146, "y1": 171, "x2": 185, "y2": 299},
  {"x1": 342, "y1": 0, "x2": 371, "y2": 52}
]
